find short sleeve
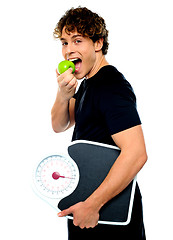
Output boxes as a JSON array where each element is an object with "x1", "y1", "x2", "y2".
[{"x1": 98, "y1": 80, "x2": 141, "y2": 135}]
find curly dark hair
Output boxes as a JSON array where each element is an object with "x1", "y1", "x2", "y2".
[{"x1": 53, "y1": 7, "x2": 109, "y2": 55}]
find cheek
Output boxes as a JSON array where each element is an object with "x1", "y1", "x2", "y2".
[
  {"x1": 62, "y1": 48, "x2": 66, "y2": 58},
  {"x1": 84, "y1": 51, "x2": 96, "y2": 68},
  {"x1": 82, "y1": 45, "x2": 96, "y2": 62}
]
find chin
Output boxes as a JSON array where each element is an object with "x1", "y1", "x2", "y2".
[{"x1": 75, "y1": 72, "x2": 87, "y2": 80}]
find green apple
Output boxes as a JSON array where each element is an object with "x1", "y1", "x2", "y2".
[{"x1": 58, "y1": 60, "x2": 75, "y2": 74}]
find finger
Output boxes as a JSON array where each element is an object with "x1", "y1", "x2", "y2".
[
  {"x1": 58, "y1": 69, "x2": 74, "y2": 86},
  {"x1": 56, "y1": 67, "x2": 73, "y2": 78},
  {"x1": 58, "y1": 207, "x2": 73, "y2": 217},
  {"x1": 74, "y1": 81, "x2": 78, "y2": 90},
  {"x1": 56, "y1": 68, "x2": 60, "y2": 77},
  {"x1": 59, "y1": 67, "x2": 73, "y2": 76},
  {"x1": 67, "y1": 77, "x2": 78, "y2": 90},
  {"x1": 63, "y1": 67, "x2": 73, "y2": 76}
]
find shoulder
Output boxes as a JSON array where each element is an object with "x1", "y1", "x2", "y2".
[
  {"x1": 95, "y1": 67, "x2": 141, "y2": 135},
  {"x1": 95, "y1": 65, "x2": 137, "y2": 103}
]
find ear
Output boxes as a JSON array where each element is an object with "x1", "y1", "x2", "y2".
[{"x1": 94, "y1": 38, "x2": 103, "y2": 52}]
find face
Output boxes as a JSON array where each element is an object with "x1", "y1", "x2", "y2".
[{"x1": 60, "y1": 27, "x2": 102, "y2": 79}]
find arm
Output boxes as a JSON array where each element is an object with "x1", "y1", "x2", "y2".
[
  {"x1": 58, "y1": 125, "x2": 147, "y2": 228},
  {"x1": 51, "y1": 68, "x2": 77, "y2": 133},
  {"x1": 86, "y1": 125, "x2": 147, "y2": 208}
]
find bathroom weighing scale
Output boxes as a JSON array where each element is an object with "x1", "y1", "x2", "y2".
[{"x1": 33, "y1": 140, "x2": 137, "y2": 225}]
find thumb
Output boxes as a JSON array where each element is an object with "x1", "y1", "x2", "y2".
[
  {"x1": 56, "y1": 68, "x2": 60, "y2": 77},
  {"x1": 58, "y1": 207, "x2": 73, "y2": 217}
]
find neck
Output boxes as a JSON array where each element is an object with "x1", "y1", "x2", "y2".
[{"x1": 87, "y1": 53, "x2": 109, "y2": 79}]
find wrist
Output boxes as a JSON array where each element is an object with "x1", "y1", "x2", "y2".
[
  {"x1": 57, "y1": 89, "x2": 71, "y2": 102},
  {"x1": 84, "y1": 194, "x2": 104, "y2": 212}
]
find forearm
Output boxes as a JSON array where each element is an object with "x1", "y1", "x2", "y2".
[
  {"x1": 85, "y1": 150, "x2": 147, "y2": 211},
  {"x1": 51, "y1": 68, "x2": 77, "y2": 133},
  {"x1": 51, "y1": 93, "x2": 70, "y2": 133}
]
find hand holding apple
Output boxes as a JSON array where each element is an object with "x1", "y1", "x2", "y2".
[
  {"x1": 56, "y1": 62, "x2": 77, "y2": 101},
  {"x1": 58, "y1": 60, "x2": 75, "y2": 74}
]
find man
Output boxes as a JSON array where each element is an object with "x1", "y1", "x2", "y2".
[{"x1": 51, "y1": 7, "x2": 147, "y2": 240}]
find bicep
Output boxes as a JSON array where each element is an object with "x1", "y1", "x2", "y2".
[
  {"x1": 111, "y1": 125, "x2": 147, "y2": 176},
  {"x1": 112, "y1": 125, "x2": 147, "y2": 158}
]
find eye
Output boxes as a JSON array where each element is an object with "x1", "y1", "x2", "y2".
[
  {"x1": 62, "y1": 42, "x2": 68, "y2": 46},
  {"x1": 74, "y1": 40, "x2": 82, "y2": 44}
]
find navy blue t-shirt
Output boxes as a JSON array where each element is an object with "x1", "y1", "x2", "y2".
[
  {"x1": 69, "y1": 65, "x2": 145, "y2": 239},
  {"x1": 72, "y1": 65, "x2": 141, "y2": 145}
]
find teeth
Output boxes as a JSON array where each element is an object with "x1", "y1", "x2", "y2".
[{"x1": 70, "y1": 58, "x2": 79, "y2": 62}]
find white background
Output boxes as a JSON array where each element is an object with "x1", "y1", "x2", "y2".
[{"x1": 1, "y1": 0, "x2": 173, "y2": 239}]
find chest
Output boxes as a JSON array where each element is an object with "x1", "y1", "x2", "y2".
[{"x1": 75, "y1": 83, "x2": 102, "y2": 124}]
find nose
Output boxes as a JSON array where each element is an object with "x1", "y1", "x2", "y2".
[{"x1": 65, "y1": 43, "x2": 75, "y2": 59}]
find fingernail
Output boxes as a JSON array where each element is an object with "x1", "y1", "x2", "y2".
[{"x1": 58, "y1": 212, "x2": 62, "y2": 217}]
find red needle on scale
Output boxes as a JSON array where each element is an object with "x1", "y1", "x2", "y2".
[{"x1": 52, "y1": 172, "x2": 74, "y2": 180}]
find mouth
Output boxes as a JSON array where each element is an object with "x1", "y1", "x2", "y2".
[{"x1": 68, "y1": 58, "x2": 82, "y2": 73}]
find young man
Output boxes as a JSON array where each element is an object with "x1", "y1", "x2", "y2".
[{"x1": 51, "y1": 7, "x2": 147, "y2": 240}]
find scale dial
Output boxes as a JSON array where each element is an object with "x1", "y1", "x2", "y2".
[{"x1": 34, "y1": 155, "x2": 79, "y2": 199}]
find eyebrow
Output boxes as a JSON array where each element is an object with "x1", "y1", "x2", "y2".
[{"x1": 60, "y1": 34, "x2": 83, "y2": 41}]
